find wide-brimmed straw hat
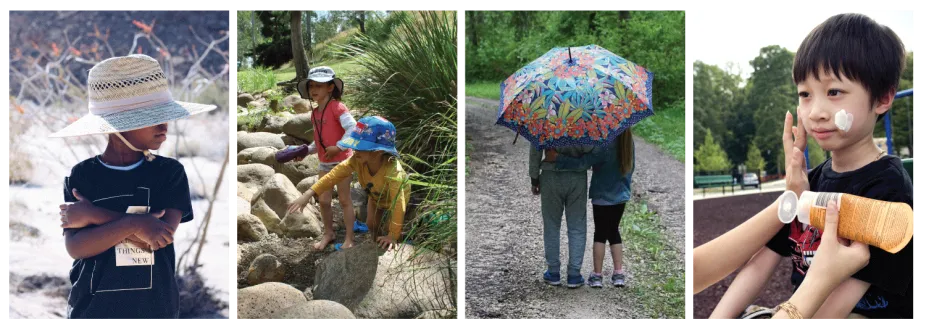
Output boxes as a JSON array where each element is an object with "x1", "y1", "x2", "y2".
[
  {"x1": 49, "y1": 54, "x2": 217, "y2": 138},
  {"x1": 297, "y1": 66, "x2": 344, "y2": 100}
]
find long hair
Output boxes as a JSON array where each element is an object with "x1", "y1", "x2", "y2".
[{"x1": 617, "y1": 129, "x2": 634, "y2": 175}]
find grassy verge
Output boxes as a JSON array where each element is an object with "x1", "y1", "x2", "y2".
[
  {"x1": 622, "y1": 199, "x2": 685, "y2": 319},
  {"x1": 632, "y1": 100, "x2": 685, "y2": 162},
  {"x1": 273, "y1": 59, "x2": 362, "y2": 82},
  {"x1": 464, "y1": 81, "x2": 500, "y2": 100},
  {"x1": 237, "y1": 67, "x2": 277, "y2": 94}
]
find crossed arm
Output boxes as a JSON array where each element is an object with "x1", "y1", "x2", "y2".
[{"x1": 61, "y1": 189, "x2": 180, "y2": 260}]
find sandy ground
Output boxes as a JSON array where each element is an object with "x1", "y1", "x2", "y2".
[
  {"x1": 9, "y1": 113, "x2": 230, "y2": 319},
  {"x1": 464, "y1": 97, "x2": 685, "y2": 319}
]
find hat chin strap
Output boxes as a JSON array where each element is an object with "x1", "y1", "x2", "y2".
[{"x1": 113, "y1": 132, "x2": 155, "y2": 162}]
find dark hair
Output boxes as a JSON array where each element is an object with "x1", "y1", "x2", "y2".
[
  {"x1": 793, "y1": 13, "x2": 906, "y2": 113},
  {"x1": 329, "y1": 81, "x2": 343, "y2": 100}
]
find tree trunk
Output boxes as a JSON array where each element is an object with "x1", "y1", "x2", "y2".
[
  {"x1": 290, "y1": 11, "x2": 310, "y2": 81},
  {"x1": 250, "y1": 12, "x2": 257, "y2": 57},
  {"x1": 304, "y1": 12, "x2": 313, "y2": 63},
  {"x1": 469, "y1": 10, "x2": 482, "y2": 49},
  {"x1": 357, "y1": 11, "x2": 366, "y2": 34}
]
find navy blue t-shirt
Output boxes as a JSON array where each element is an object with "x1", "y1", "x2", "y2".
[
  {"x1": 64, "y1": 155, "x2": 194, "y2": 319},
  {"x1": 766, "y1": 156, "x2": 913, "y2": 318}
]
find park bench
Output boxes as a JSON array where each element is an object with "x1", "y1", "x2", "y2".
[{"x1": 694, "y1": 175, "x2": 735, "y2": 197}]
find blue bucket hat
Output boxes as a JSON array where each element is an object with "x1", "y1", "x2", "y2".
[{"x1": 338, "y1": 116, "x2": 399, "y2": 156}]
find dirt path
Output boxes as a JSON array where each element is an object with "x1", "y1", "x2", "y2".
[{"x1": 464, "y1": 97, "x2": 686, "y2": 318}]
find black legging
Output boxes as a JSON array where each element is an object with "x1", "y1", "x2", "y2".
[{"x1": 592, "y1": 203, "x2": 626, "y2": 245}]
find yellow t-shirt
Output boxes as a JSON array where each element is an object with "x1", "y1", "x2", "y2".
[{"x1": 310, "y1": 156, "x2": 410, "y2": 240}]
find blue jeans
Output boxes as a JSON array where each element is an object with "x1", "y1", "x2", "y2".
[{"x1": 539, "y1": 168, "x2": 588, "y2": 277}]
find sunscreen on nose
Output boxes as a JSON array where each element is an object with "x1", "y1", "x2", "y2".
[
  {"x1": 794, "y1": 191, "x2": 913, "y2": 254},
  {"x1": 835, "y1": 109, "x2": 853, "y2": 132}
]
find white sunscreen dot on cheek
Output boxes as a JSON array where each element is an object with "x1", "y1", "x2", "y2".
[{"x1": 834, "y1": 109, "x2": 853, "y2": 132}]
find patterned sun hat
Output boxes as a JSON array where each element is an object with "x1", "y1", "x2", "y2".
[
  {"x1": 337, "y1": 116, "x2": 398, "y2": 156},
  {"x1": 49, "y1": 54, "x2": 217, "y2": 138}
]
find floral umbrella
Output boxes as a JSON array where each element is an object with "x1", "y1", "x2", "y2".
[{"x1": 496, "y1": 45, "x2": 654, "y2": 149}]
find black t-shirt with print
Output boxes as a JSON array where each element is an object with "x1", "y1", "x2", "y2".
[
  {"x1": 766, "y1": 156, "x2": 913, "y2": 318},
  {"x1": 64, "y1": 155, "x2": 193, "y2": 319}
]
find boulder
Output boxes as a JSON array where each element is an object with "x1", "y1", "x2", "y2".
[
  {"x1": 237, "y1": 282, "x2": 307, "y2": 319},
  {"x1": 251, "y1": 198, "x2": 283, "y2": 235},
  {"x1": 296, "y1": 175, "x2": 319, "y2": 194},
  {"x1": 258, "y1": 115, "x2": 288, "y2": 134},
  {"x1": 293, "y1": 101, "x2": 311, "y2": 114},
  {"x1": 353, "y1": 245, "x2": 455, "y2": 319},
  {"x1": 236, "y1": 236, "x2": 328, "y2": 290},
  {"x1": 237, "y1": 93, "x2": 255, "y2": 108},
  {"x1": 237, "y1": 132, "x2": 284, "y2": 152},
  {"x1": 247, "y1": 253, "x2": 285, "y2": 285},
  {"x1": 237, "y1": 164, "x2": 275, "y2": 193},
  {"x1": 237, "y1": 197, "x2": 251, "y2": 216},
  {"x1": 238, "y1": 213, "x2": 267, "y2": 242},
  {"x1": 247, "y1": 99, "x2": 267, "y2": 109},
  {"x1": 281, "y1": 113, "x2": 314, "y2": 142},
  {"x1": 274, "y1": 300, "x2": 355, "y2": 319},
  {"x1": 260, "y1": 174, "x2": 323, "y2": 238},
  {"x1": 282, "y1": 134, "x2": 310, "y2": 146},
  {"x1": 237, "y1": 182, "x2": 256, "y2": 203},
  {"x1": 280, "y1": 156, "x2": 320, "y2": 186},
  {"x1": 313, "y1": 242, "x2": 382, "y2": 311},
  {"x1": 238, "y1": 147, "x2": 280, "y2": 168}
]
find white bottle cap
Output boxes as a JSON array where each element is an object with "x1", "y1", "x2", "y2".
[{"x1": 777, "y1": 190, "x2": 799, "y2": 223}]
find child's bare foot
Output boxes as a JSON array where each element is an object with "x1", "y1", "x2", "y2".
[
  {"x1": 313, "y1": 232, "x2": 335, "y2": 250},
  {"x1": 340, "y1": 239, "x2": 356, "y2": 250}
]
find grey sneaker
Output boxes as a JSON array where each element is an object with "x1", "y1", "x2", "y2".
[
  {"x1": 612, "y1": 273, "x2": 625, "y2": 287},
  {"x1": 587, "y1": 273, "x2": 603, "y2": 288}
]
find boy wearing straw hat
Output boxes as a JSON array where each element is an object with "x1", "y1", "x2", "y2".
[{"x1": 54, "y1": 54, "x2": 217, "y2": 318}]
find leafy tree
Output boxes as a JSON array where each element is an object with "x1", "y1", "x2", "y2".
[
  {"x1": 745, "y1": 141, "x2": 766, "y2": 175},
  {"x1": 695, "y1": 130, "x2": 731, "y2": 173}
]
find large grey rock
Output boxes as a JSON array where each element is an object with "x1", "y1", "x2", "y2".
[
  {"x1": 282, "y1": 134, "x2": 310, "y2": 146},
  {"x1": 296, "y1": 175, "x2": 319, "y2": 194},
  {"x1": 237, "y1": 93, "x2": 255, "y2": 108},
  {"x1": 274, "y1": 300, "x2": 355, "y2": 319},
  {"x1": 281, "y1": 156, "x2": 320, "y2": 186},
  {"x1": 281, "y1": 113, "x2": 314, "y2": 142},
  {"x1": 237, "y1": 132, "x2": 285, "y2": 152},
  {"x1": 238, "y1": 147, "x2": 280, "y2": 168},
  {"x1": 236, "y1": 236, "x2": 328, "y2": 291},
  {"x1": 237, "y1": 164, "x2": 275, "y2": 193},
  {"x1": 237, "y1": 197, "x2": 251, "y2": 216},
  {"x1": 260, "y1": 174, "x2": 322, "y2": 238},
  {"x1": 247, "y1": 254, "x2": 285, "y2": 285},
  {"x1": 354, "y1": 245, "x2": 455, "y2": 319},
  {"x1": 237, "y1": 282, "x2": 307, "y2": 319},
  {"x1": 258, "y1": 115, "x2": 288, "y2": 134},
  {"x1": 313, "y1": 242, "x2": 382, "y2": 311},
  {"x1": 238, "y1": 182, "x2": 256, "y2": 203},
  {"x1": 251, "y1": 198, "x2": 283, "y2": 235},
  {"x1": 293, "y1": 101, "x2": 311, "y2": 114},
  {"x1": 238, "y1": 213, "x2": 267, "y2": 242}
]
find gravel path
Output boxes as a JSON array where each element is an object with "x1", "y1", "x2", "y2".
[{"x1": 464, "y1": 97, "x2": 685, "y2": 318}]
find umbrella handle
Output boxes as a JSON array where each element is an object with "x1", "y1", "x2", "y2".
[
  {"x1": 568, "y1": 47, "x2": 572, "y2": 64},
  {"x1": 512, "y1": 128, "x2": 520, "y2": 145}
]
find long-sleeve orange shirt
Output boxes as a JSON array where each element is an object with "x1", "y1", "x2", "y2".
[{"x1": 310, "y1": 156, "x2": 410, "y2": 240}]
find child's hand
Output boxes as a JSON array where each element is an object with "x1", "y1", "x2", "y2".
[
  {"x1": 376, "y1": 236, "x2": 396, "y2": 250},
  {"x1": 287, "y1": 192, "x2": 314, "y2": 215},
  {"x1": 782, "y1": 111, "x2": 809, "y2": 196},
  {"x1": 543, "y1": 149, "x2": 558, "y2": 162},
  {"x1": 324, "y1": 146, "x2": 342, "y2": 159},
  {"x1": 804, "y1": 201, "x2": 870, "y2": 288},
  {"x1": 132, "y1": 211, "x2": 173, "y2": 251},
  {"x1": 531, "y1": 185, "x2": 540, "y2": 195},
  {"x1": 60, "y1": 189, "x2": 98, "y2": 229}
]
